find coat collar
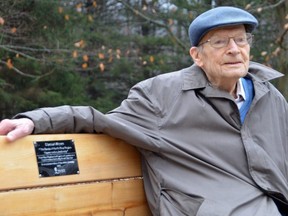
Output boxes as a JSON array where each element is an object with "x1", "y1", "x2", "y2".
[
  {"x1": 247, "y1": 61, "x2": 284, "y2": 82},
  {"x1": 182, "y1": 61, "x2": 284, "y2": 91}
]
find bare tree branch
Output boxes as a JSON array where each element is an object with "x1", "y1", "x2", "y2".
[
  {"x1": 0, "y1": 45, "x2": 41, "y2": 61},
  {"x1": 0, "y1": 60, "x2": 38, "y2": 78},
  {"x1": 0, "y1": 60, "x2": 55, "y2": 79},
  {"x1": 117, "y1": 0, "x2": 187, "y2": 50},
  {"x1": 250, "y1": 0, "x2": 287, "y2": 12},
  {"x1": 277, "y1": 27, "x2": 288, "y2": 50}
]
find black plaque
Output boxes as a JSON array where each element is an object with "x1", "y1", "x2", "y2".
[{"x1": 34, "y1": 139, "x2": 80, "y2": 177}]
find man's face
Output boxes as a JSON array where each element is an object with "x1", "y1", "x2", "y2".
[{"x1": 190, "y1": 25, "x2": 251, "y2": 88}]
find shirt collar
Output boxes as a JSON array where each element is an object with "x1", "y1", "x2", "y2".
[{"x1": 235, "y1": 78, "x2": 246, "y2": 101}]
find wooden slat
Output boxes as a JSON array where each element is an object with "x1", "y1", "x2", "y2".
[
  {"x1": 0, "y1": 179, "x2": 151, "y2": 216},
  {"x1": 0, "y1": 134, "x2": 142, "y2": 190},
  {"x1": 0, "y1": 134, "x2": 152, "y2": 215}
]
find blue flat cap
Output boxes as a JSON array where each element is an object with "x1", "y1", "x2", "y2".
[{"x1": 188, "y1": 6, "x2": 258, "y2": 46}]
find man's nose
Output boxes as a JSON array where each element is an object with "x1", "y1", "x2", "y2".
[{"x1": 227, "y1": 38, "x2": 240, "y2": 53}]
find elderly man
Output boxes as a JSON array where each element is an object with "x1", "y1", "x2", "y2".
[{"x1": 0, "y1": 6, "x2": 287, "y2": 216}]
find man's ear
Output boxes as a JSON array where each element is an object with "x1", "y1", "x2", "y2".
[{"x1": 189, "y1": 47, "x2": 203, "y2": 67}]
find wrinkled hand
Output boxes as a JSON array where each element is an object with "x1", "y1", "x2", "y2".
[{"x1": 0, "y1": 118, "x2": 34, "y2": 142}]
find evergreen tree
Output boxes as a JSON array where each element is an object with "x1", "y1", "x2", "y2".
[{"x1": 0, "y1": 0, "x2": 286, "y2": 118}]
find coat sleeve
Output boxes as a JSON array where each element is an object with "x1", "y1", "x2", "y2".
[
  {"x1": 103, "y1": 79, "x2": 162, "y2": 151},
  {"x1": 14, "y1": 79, "x2": 162, "y2": 152}
]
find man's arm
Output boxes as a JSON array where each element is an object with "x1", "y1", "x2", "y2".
[
  {"x1": 0, "y1": 77, "x2": 162, "y2": 150},
  {"x1": 0, "y1": 105, "x2": 100, "y2": 142}
]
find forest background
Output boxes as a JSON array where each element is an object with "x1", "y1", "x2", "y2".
[{"x1": 0, "y1": 0, "x2": 287, "y2": 118}]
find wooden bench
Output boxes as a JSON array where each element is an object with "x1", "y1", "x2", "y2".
[{"x1": 0, "y1": 134, "x2": 152, "y2": 216}]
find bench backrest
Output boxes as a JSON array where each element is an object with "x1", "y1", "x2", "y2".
[{"x1": 0, "y1": 134, "x2": 151, "y2": 216}]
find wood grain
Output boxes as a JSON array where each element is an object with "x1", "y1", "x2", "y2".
[{"x1": 0, "y1": 134, "x2": 152, "y2": 215}]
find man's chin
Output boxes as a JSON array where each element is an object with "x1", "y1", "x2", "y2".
[{"x1": 221, "y1": 72, "x2": 247, "y2": 82}]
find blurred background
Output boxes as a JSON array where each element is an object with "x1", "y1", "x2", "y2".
[{"x1": 0, "y1": 0, "x2": 287, "y2": 118}]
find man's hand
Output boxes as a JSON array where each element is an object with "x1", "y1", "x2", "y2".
[{"x1": 0, "y1": 118, "x2": 34, "y2": 142}]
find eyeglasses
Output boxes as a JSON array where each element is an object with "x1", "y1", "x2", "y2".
[{"x1": 198, "y1": 33, "x2": 253, "y2": 48}]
